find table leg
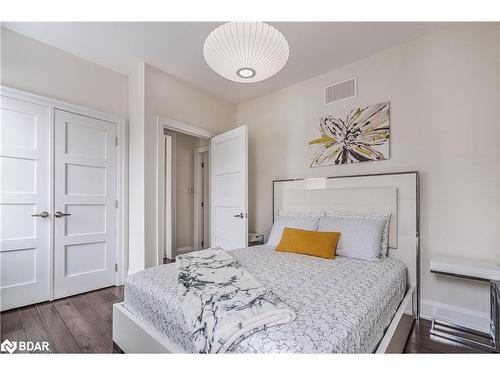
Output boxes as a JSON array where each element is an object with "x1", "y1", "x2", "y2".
[{"x1": 491, "y1": 280, "x2": 500, "y2": 353}]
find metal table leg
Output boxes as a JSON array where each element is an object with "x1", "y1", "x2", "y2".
[
  {"x1": 430, "y1": 280, "x2": 499, "y2": 353},
  {"x1": 491, "y1": 280, "x2": 499, "y2": 353}
]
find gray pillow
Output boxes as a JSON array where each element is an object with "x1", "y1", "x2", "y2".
[
  {"x1": 267, "y1": 212, "x2": 322, "y2": 246},
  {"x1": 324, "y1": 211, "x2": 391, "y2": 257},
  {"x1": 318, "y1": 216, "x2": 387, "y2": 261}
]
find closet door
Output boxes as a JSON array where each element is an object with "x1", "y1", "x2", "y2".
[
  {"x1": 0, "y1": 96, "x2": 51, "y2": 311},
  {"x1": 53, "y1": 110, "x2": 116, "y2": 299}
]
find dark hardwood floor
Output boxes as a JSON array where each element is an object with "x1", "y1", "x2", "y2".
[
  {"x1": 0, "y1": 286, "x2": 485, "y2": 354},
  {"x1": 1, "y1": 286, "x2": 123, "y2": 353}
]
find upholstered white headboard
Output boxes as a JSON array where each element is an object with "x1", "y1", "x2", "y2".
[{"x1": 273, "y1": 172, "x2": 420, "y2": 314}]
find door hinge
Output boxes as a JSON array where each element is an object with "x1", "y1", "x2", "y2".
[
  {"x1": 201, "y1": 162, "x2": 204, "y2": 168},
  {"x1": 115, "y1": 137, "x2": 118, "y2": 146},
  {"x1": 114, "y1": 263, "x2": 118, "y2": 272},
  {"x1": 201, "y1": 241, "x2": 204, "y2": 248},
  {"x1": 201, "y1": 201, "x2": 204, "y2": 208},
  {"x1": 115, "y1": 200, "x2": 118, "y2": 208}
]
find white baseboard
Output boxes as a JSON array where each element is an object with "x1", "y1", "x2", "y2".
[
  {"x1": 176, "y1": 246, "x2": 194, "y2": 255},
  {"x1": 420, "y1": 298, "x2": 489, "y2": 333}
]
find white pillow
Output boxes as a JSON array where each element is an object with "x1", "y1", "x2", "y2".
[
  {"x1": 267, "y1": 211, "x2": 322, "y2": 246},
  {"x1": 324, "y1": 211, "x2": 391, "y2": 257},
  {"x1": 318, "y1": 215, "x2": 387, "y2": 261}
]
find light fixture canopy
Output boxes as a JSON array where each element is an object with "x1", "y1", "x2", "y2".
[
  {"x1": 203, "y1": 22, "x2": 289, "y2": 83},
  {"x1": 237, "y1": 68, "x2": 256, "y2": 79}
]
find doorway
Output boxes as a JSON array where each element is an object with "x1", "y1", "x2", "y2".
[
  {"x1": 162, "y1": 128, "x2": 210, "y2": 262},
  {"x1": 156, "y1": 117, "x2": 248, "y2": 265}
]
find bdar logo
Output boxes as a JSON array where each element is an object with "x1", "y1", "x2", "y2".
[
  {"x1": 0, "y1": 339, "x2": 49, "y2": 353},
  {"x1": 1, "y1": 339, "x2": 17, "y2": 353}
]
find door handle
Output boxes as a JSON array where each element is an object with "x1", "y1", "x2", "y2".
[
  {"x1": 54, "y1": 211, "x2": 71, "y2": 218},
  {"x1": 32, "y1": 211, "x2": 49, "y2": 218},
  {"x1": 233, "y1": 213, "x2": 245, "y2": 219}
]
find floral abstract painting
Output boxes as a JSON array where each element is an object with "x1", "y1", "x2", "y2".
[{"x1": 309, "y1": 102, "x2": 390, "y2": 167}]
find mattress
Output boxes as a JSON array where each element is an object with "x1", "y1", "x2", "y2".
[{"x1": 124, "y1": 244, "x2": 407, "y2": 353}]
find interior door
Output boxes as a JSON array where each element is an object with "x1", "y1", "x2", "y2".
[
  {"x1": 0, "y1": 96, "x2": 51, "y2": 311},
  {"x1": 53, "y1": 109, "x2": 116, "y2": 299},
  {"x1": 210, "y1": 125, "x2": 248, "y2": 249}
]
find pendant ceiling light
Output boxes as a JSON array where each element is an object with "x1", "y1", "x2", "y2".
[{"x1": 203, "y1": 22, "x2": 289, "y2": 83}]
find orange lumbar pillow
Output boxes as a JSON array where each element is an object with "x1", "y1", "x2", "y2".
[{"x1": 275, "y1": 227, "x2": 341, "y2": 260}]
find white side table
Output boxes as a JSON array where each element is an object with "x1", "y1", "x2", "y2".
[{"x1": 430, "y1": 255, "x2": 500, "y2": 353}]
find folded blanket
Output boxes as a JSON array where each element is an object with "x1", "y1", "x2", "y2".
[{"x1": 176, "y1": 247, "x2": 295, "y2": 353}]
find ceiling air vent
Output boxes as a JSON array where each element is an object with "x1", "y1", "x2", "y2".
[{"x1": 324, "y1": 77, "x2": 357, "y2": 105}]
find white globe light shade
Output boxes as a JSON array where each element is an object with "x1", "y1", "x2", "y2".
[{"x1": 203, "y1": 22, "x2": 289, "y2": 83}]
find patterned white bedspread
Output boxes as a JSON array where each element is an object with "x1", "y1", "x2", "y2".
[{"x1": 124, "y1": 245, "x2": 406, "y2": 353}]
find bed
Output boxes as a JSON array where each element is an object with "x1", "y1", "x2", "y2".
[{"x1": 113, "y1": 171, "x2": 419, "y2": 353}]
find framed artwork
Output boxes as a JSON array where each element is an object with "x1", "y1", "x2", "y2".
[{"x1": 309, "y1": 102, "x2": 390, "y2": 167}]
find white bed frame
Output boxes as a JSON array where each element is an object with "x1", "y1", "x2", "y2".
[{"x1": 113, "y1": 171, "x2": 420, "y2": 353}]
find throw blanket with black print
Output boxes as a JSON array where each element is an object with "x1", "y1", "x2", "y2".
[{"x1": 176, "y1": 247, "x2": 295, "y2": 353}]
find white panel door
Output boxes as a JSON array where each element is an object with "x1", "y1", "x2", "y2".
[
  {"x1": 54, "y1": 110, "x2": 116, "y2": 298},
  {"x1": 0, "y1": 96, "x2": 51, "y2": 311},
  {"x1": 210, "y1": 125, "x2": 248, "y2": 249}
]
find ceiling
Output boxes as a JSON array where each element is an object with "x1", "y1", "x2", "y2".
[{"x1": 3, "y1": 22, "x2": 446, "y2": 103}]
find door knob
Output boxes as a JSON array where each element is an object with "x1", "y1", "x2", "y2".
[
  {"x1": 32, "y1": 211, "x2": 49, "y2": 218},
  {"x1": 54, "y1": 211, "x2": 71, "y2": 218}
]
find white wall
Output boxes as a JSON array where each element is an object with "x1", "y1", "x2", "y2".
[
  {"x1": 498, "y1": 25, "x2": 500, "y2": 270},
  {"x1": 127, "y1": 64, "x2": 146, "y2": 274},
  {"x1": 1, "y1": 27, "x2": 128, "y2": 117},
  {"x1": 236, "y1": 23, "x2": 500, "y2": 331}
]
